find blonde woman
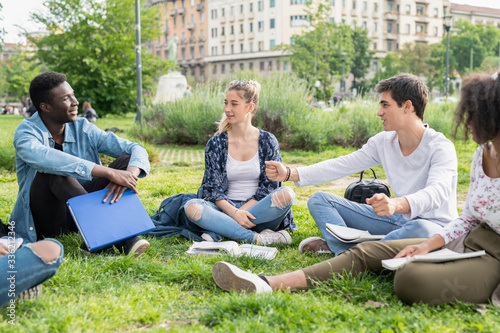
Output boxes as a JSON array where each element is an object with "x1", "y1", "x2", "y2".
[{"x1": 184, "y1": 80, "x2": 295, "y2": 245}]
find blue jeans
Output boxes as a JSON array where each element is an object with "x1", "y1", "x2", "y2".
[
  {"x1": 307, "y1": 192, "x2": 444, "y2": 255},
  {"x1": 184, "y1": 187, "x2": 295, "y2": 243},
  {"x1": 0, "y1": 239, "x2": 64, "y2": 308}
]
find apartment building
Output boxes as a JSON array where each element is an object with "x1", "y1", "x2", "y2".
[
  {"x1": 147, "y1": 0, "x2": 208, "y2": 82},
  {"x1": 450, "y1": 3, "x2": 500, "y2": 27}
]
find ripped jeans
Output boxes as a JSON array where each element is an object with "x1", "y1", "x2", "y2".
[
  {"x1": 184, "y1": 187, "x2": 295, "y2": 243},
  {"x1": 0, "y1": 239, "x2": 64, "y2": 307}
]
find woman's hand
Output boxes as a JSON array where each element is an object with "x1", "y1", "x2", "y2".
[
  {"x1": 394, "y1": 235, "x2": 445, "y2": 259},
  {"x1": 232, "y1": 209, "x2": 256, "y2": 229},
  {"x1": 265, "y1": 161, "x2": 287, "y2": 182}
]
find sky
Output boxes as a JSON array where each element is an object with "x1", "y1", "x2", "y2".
[{"x1": 2, "y1": 0, "x2": 500, "y2": 44}]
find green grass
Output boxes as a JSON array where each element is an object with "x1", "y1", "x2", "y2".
[{"x1": 0, "y1": 114, "x2": 493, "y2": 332}]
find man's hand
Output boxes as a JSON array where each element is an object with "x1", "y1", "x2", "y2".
[
  {"x1": 232, "y1": 209, "x2": 256, "y2": 229},
  {"x1": 103, "y1": 168, "x2": 139, "y2": 203},
  {"x1": 366, "y1": 194, "x2": 410, "y2": 216},
  {"x1": 265, "y1": 161, "x2": 287, "y2": 182}
]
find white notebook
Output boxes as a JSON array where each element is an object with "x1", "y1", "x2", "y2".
[
  {"x1": 326, "y1": 223, "x2": 384, "y2": 243},
  {"x1": 381, "y1": 248, "x2": 486, "y2": 271},
  {"x1": 185, "y1": 241, "x2": 278, "y2": 260}
]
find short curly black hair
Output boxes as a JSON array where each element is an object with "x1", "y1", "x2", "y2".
[
  {"x1": 455, "y1": 72, "x2": 500, "y2": 144},
  {"x1": 29, "y1": 72, "x2": 67, "y2": 113},
  {"x1": 375, "y1": 73, "x2": 428, "y2": 120}
]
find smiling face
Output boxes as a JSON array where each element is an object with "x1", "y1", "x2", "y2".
[
  {"x1": 224, "y1": 90, "x2": 254, "y2": 124},
  {"x1": 40, "y1": 81, "x2": 79, "y2": 125},
  {"x1": 376, "y1": 91, "x2": 408, "y2": 132}
]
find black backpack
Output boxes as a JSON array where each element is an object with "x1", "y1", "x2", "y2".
[{"x1": 344, "y1": 169, "x2": 391, "y2": 204}]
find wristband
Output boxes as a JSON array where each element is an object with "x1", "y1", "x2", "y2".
[
  {"x1": 284, "y1": 166, "x2": 291, "y2": 182},
  {"x1": 231, "y1": 208, "x2": 239, "y2": 218}
]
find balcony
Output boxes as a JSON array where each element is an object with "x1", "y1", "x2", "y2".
[
  {"x1": 229, "y1": 34, "x2": 235, "y2": 42},
  {"x1": 180, "y1": 38, "x2": 188, "y2": 45},
  {"x1": 351, "y1": 10, "x2": 357, "y2": 17},
  {"x1": 248, "y1": 12, "x2": 255, "y2": 19},
  {"x1": 198, "y1": 36, "x2": 206, "y2": 43},
  {"x1": 341, "y1": 7, "x2": 347, "y2": 16},
  {"x1": 177, "y1": 7, "x2": 185, "y2": 15},
  {"x1": 220, "y1": 35, "x2": 226, "y2": 42},
  {"x1": 187, "y1": 23, "x2": 195, "y2": 30},
  {"x1": 384, "y1": 33, "x2": 398, "y2": 40},
  {"x1": 384, "y1": 11, "x2": 398, "y2": 21},
  {"x1": 238, "y1": 34, "x2": 244, "y2": 40},
  {"x1": 362, "y1": 10, "x2": 368, "y2": 17},
  {"x1": 248, "y1": 32, "x2": 255, "y2": 39},
  {"x1": 196, "y1": 2, "x2": 204, "y2": 11},
  {"x1": 372, "y1": 11, "x2": 379, "y2": 18},
  {"x1": 170, "y1": 9, "x2": 177, "y2": 16},
  {"x1": 220, "y1": 16, "x2": 226, "y2": 23},
  {"x1": 189, "y1": 36, "x2": 196, "y2": 44},
  {"x1": 415, "y1": 15, "x2": 430, "y2": 23},
  {"x1": 229, "y1": 15, "x2": 235, "y2": 22}
]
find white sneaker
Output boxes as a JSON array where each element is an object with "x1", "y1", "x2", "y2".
[
  {"x1": 212, "y1": 261, "x2": 273, "y2": 294},
  {"x1": 201, "y1": 233, "x2": 215, "y2": 242},
  {"x1": 256, "y1": 230, "x2": 292, "y2": 245},
  {"x1": 298, "y1": 237, "x2": 333, "y2": 254}
]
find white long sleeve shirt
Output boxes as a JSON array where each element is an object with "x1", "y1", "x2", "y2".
[{"x1": 295, "y1": 126, "x2": 458, "y2": 225}]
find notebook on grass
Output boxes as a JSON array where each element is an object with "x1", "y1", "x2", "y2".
[{"x1": 67, "y1": 189, "x2": 155, "y2": 252}]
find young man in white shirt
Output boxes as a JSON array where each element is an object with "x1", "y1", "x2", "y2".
[{"x1": 265, "y1": 73, "x2": 458, "y2": 256}]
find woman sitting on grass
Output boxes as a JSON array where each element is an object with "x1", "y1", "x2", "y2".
[
  {"x1": 212, "y1": 72, "x2": 500, "y2": 306},
  {"x1": 184, "y1": 80, "x2": 295, "y2": 245}
]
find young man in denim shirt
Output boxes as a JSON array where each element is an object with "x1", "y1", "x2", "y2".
[{"x1": 9, "y1": 72, "x2": 151, "y2": 257}]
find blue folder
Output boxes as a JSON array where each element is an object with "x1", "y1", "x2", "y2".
[{"x1": 67, "y1": 189, "x2": 155, "y2": 252}]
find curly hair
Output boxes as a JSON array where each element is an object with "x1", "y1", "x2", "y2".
[
  {"x1": 29, "y1": 72, "x2": 67, "y2": 113},
  {"x1": 216, "y1": 80, "x2": 261, "y2": 134},
  {"x1": 375, "y1": 73, "x2": 428, "y2": 120},
  {"x1": 455, "y1": 72, "x2": 500, "y2": 144}
]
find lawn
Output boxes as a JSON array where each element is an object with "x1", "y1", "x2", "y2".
[{"x1": 0, "y1": 114, "x2": 495, "y2": 332}]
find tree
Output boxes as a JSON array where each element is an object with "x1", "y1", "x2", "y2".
[
  {"x1": 350, "y1": 27, "x2": 374, "y2": 95},
  {"x1": 0, "y1": 51, "x2": 42, "y2": 105},
  {"x1": 283, "y1": 0, "x2": 354, "y2": 101},
  {"x1": 399, "y1": 42, "x2": 441, "y2": 91},
  {"x1": 30, "y1": 0, "x2": 175, "y2": 114}
]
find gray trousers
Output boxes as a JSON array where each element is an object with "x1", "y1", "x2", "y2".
[{"x1": 302, "y1": 222, "x2": 500, "y2": 305}]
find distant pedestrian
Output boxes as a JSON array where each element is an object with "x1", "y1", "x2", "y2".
[{"x1": 81, "y1": 101, "x2": 98, "y2": 122}]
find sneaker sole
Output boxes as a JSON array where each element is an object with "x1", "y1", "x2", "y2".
[
  {"x1": 278, "y1": 230, "x2": 293, "y2": 244},
  {"x1": 15, "y1": 284, "x2": 42, "y2": 302},
  {"x1": 128, "y1": 240, "x2": 150, "y2": 258},
  {"x1": 298, "y1": 237, "x2": 331, "y2": 253},
  {"x1": 212, "y1": 261, "x2": 258, "y2": 293}
]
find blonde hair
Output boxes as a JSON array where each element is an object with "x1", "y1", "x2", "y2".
[{"x1": 216, "y1": 80, "x2": 261, "y2": 134}]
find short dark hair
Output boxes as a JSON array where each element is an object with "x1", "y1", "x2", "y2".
[
  {"x1": 375, "y1": 73, "x2": 428, "y2": 120},
  {"x1": 29, "y1": 72, "x2": 67, "y2": 113},
  {"x1": 455, "y1": 72, "x2": 500, "y2": 143}
]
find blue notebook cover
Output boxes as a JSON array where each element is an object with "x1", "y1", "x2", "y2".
[{"x1": 67, "y1": 189, "x2": 155, "y2": 252}]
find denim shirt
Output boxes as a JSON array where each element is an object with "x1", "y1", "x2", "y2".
[
  {"x1": 10, "y1": 112, "x2": 150, "y2": 243},
  {"x1": 200, "y1": 130, "x2": 296, "y2": 231}
]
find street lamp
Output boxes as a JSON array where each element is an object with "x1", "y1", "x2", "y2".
[{"x1": 443, "y1": 15, "x2": 452, "y2": 100}]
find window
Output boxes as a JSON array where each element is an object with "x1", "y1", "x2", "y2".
[
  {"x1": 374, "y1": 2, "x2": 378, "y2": 12},
  {"x1": 372, "y1": 61, "x2": 378, "y2": 72},
  {"x1": 329, "y1": 0, "x2": 335, "y2": 6},
  {"x1": 240, "y1": 63, "x2": 244, "y2": 70},
  {"x1": 260, "y1": 61, "x2": 265, "y2": 70},
  {"x1": 249, "y1": 62, "x2": 254, "y2": 70},
  {"x1": 240, "y1": 43, "x2": 244, "y2": 52},
  {"x1": 258, "y1": 41, "x2": 263, "y2": 51},
  {"x1": 373, "y1": 22, "x2": 377, "y2": 32},
  {"x1": 290, "y1": 15, "x2": 310, "y2": 27},
  {"x1": 199, "y1": 45, "x2": 204, "y2": 57},
  {"x1": 373, "y1": 42, "x2": 377, "y2": 50},
  {"x1": 277, "y1": 61, "x2": 280, "y2": 70},
  {"x1": 221, "y1": 26, "x2": 225, "y2": 36},
  {"x1": 230, "y1": 5, "x2": 234, "y2": 16},
  {"x1": 250, "y1": 2, "x2": 253, "y2": 11},
  {"x1": 387, "y1": 3, "x2": 392, "y2": 11},
  {"x1": 222, "y1": 45, "x2": 225, "y2": 55},
  {"x1": 270, "y1": 0, "x2": 275, "y2": 8},
  {"x1": 291, "y1": 0, "x2": 306, "y2": 4},
  {"x1": 182, "y1": 31, "x2": 186, "y2": 40},
  {"x1": 181, "y1": 47, "x2": 186, "y2": 60},
  {"x1": 270, "y1": 18, "x2": 275, "y2": 29},
  {"x1": 270, "y1": 39, "x2": 275, "y2": 48},
  {"x1": 250, "y1": 42, "x2": 253, "y2": 52},
  {"x1": 352, "y1": 0, "x2": 356, "y2": 9},
  {"x1": 433, "y1": 8, "x2": 438, "y2": 17},
  {"x1": 240, "y1": 4, "x2": 244, "y2": 13},
  {"x1": 231, "y1": 25, "x2": 234, "y2": 34},
  {"x1": 222, "y1": 8, "x2": 225, "y2": 17},
  {"x1": 290, "y1": 37, "x2": 295, "y2": 45},
  {"x1": 416, "y1": 24, "x2": 424, "y2": 33},
  {"x1": 231, "y1": 44, "x2": 234, "y2": 54},
  {"x1": 268, "y1": 61, "x2": 273, "y2": 70},
  {"x1": 416, "y1": 6, "x2": 423, "y2": 15},
  {"x1": 363, "y1": 21, "x2": 367, "y2": 29},
  {"x1": 173, "y1": 17, "x2": 177, "y2": 27},
  {"x1": 405, "y1": 24, "x2": 410, "y2": 34},
  {"x1": 240, "y1": 24, "x2": 244, "y2": 33},
  {"x1": 258, "y1": 1, "x2": 263, "y2": 11},
  {"x1": 387, "y1": 42, "x2": 392, "y2": 52},
  {"x1": 212, "y1": 65, "x2": 217, "y2": 75},
  {"x1": 182, "y1": 15, "x2": 185, "y2": 25},
  {"x1": 191, "y1": 0, "x2": 194, "y2": 6},
  {"x1": 211, "y1": 9, "x2": 217, "y2": 20},
  {"x1": 211, "y1": 46, "x2": 217, "y2": 56},
  {"x1": 387, "y1": 22, "x2": 392, "y2": 32},
  {"x1": 258, "y1": 21, "x2": 264, "y2": 31},
  {"x1": 230, "y1": 63, "x2": 235, "y2": 72},
  {"x1": 363, "y1": 1, "x2": 367, "y2": 10},
  {"x1": 250, "y1": 22, "x2": 253, "y2": 32},
  {"x1": 433, "y1": 26, "x2": 438, "y2": 36},
  {"x1": 405, "y1": 5, "x2": 410, "y2": 14},
  {"x1": 222, "y1": 64, "x2": 226, "y2": 74},
  {"x1": 200, "y1": 12, "x2": 204, "y2": 23},
  {"x1": 200, "y1": 29, "x2": 204, "y2": 38},
  {"x1": 190, "y1": 46, "x2": 195, "y2": 59}
]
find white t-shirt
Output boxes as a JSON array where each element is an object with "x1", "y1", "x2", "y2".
[
  {"x1": 295, "y1": 126, "x2": 458, "y2": 225},
  {"x1": 226, "y1": 152, "x2": 260, "y2": 201}
]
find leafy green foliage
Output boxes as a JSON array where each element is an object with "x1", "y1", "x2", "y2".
[
  {"x1": 29, "y1": 0, "x2": 175, "y2": 115},
  {"x1": 0, "y1": 50, "x2": 42, "y2": 103}
]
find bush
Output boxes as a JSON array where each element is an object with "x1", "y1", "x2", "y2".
[{"x1": 132, "y1": 73, "x2": 461, "y2": 151}]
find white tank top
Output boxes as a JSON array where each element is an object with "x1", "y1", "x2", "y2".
[{"x1": 226, "y1": 151, "x2": 260, "y2": 201}]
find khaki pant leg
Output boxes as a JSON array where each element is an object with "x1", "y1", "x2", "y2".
[
  {"x1": 302, "y1": 238, "x2": 425, "y2": 287},
  {"x1": 394, "y1": 254, "x2": 500, "y2": 305}
]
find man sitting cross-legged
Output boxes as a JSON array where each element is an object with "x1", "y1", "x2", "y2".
[{"x1": 10, "y1": 71, "x2": 151, "y2": 257}]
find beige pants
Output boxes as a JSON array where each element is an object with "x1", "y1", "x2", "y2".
[{"x1": 302, "y1": 222, "x2": 500, "y2": 305}]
